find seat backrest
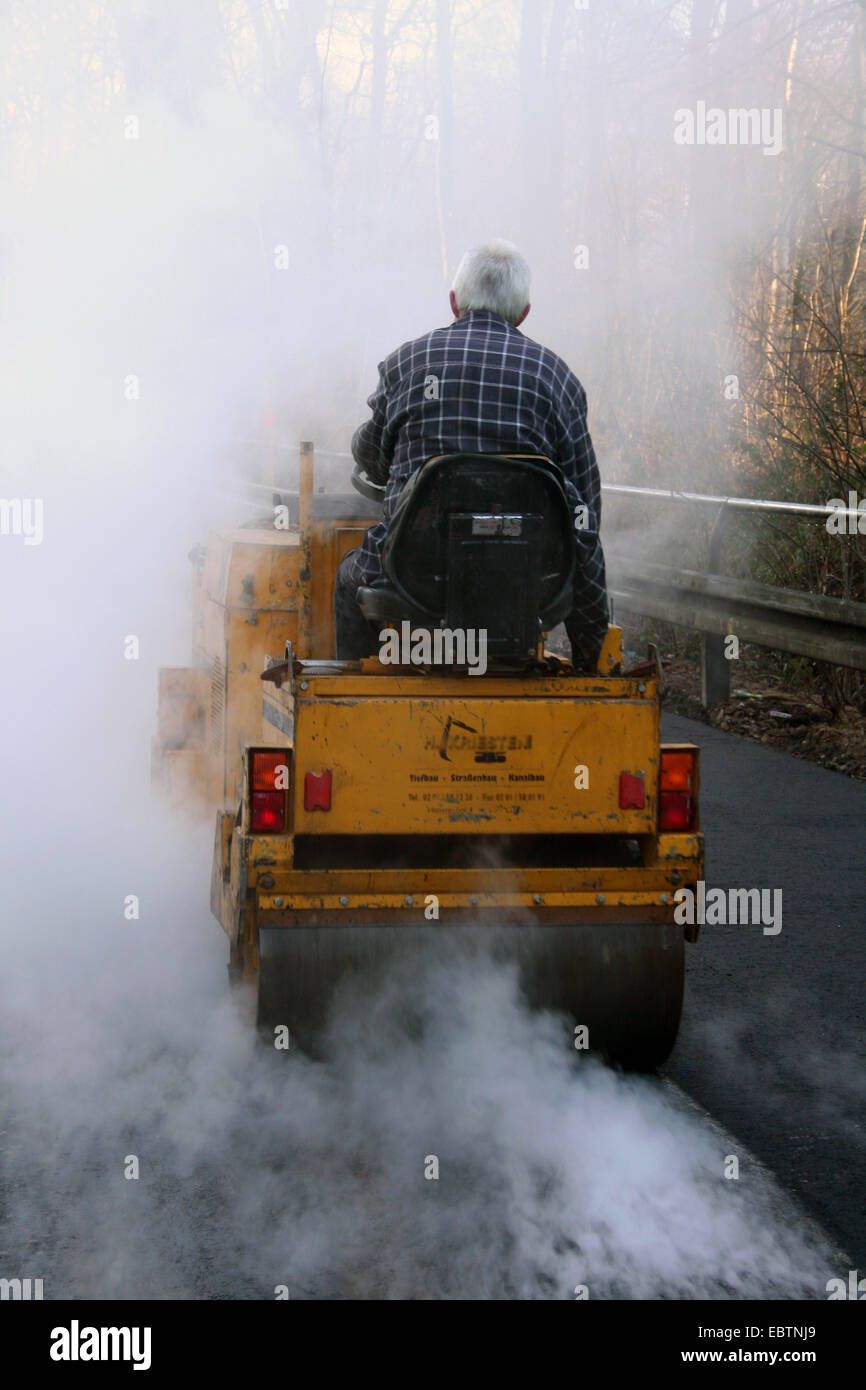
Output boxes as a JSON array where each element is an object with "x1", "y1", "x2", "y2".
[{"x1": 380, "y1": 453, "x2": 575, "y2": 662}]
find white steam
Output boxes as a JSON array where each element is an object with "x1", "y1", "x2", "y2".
[
  {"x1": 0, "y1": 815, "x2": 838, "y2": 1299},
  {"x1": 0, "y1": 1, "x2": 847, "y2": 1302}
]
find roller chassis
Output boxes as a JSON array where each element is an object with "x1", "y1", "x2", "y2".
[{"x1": 158, "y1": 444, "x2": 704, "y2": 1068}]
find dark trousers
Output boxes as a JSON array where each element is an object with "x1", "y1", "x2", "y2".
[
  {"x1": 564, "y1": 614, "x2": 605, "y2": 670},
  {"x1": 334, "y1": 550, "x2": 382, "y2": 659}
]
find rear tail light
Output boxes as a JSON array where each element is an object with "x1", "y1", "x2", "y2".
[
  {"x1": 251, "y1": 791, "x2": 286, "y2": 832},
  {"x1": 249, "y1": 750, "x2": 289, "y2": 832},
  {"x1": 660, "y1": 751, "x2": 694, "y2": 792},
  {"x1": 659, "y1": 791, "x2": 694, "y2": 831},
  {"x1": 659, "y1": 748, "x2": 697, "y2": 831},
  {"x1": 251, "y1": 751, "x2": 287, "y2": 791}
]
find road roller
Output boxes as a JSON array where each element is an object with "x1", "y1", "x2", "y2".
[{"x1": 153, "y1": 442, "x2": 704, "y2": 1068}]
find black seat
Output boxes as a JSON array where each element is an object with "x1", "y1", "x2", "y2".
[{"x1": 356, "y1": 453, "x2": 575, "y2": 668}]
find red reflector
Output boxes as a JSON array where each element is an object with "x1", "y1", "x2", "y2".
[
  {"x1": 251, "y1": 791, "x2": 285, "y2": 832},
  {"x1": 659, "y1": 791, "x2": 694, "y2": 831},
  {"x1": 304, "y1": 770, "x2": 332, "y2": 812},
  {"x1": 619, "y1": 771, "x2": 646, "y2": 809}
]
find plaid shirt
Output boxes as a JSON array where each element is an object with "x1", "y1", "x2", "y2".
[{"x1": 346, "y1": 309, "x2": 608, "y2": 653}]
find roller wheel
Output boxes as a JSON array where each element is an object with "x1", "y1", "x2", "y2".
[
  {"x1": 255, "y1": 921, "x2": 684, "y2": 1070},
  {"x1": 512, "y1": 921, "x2": 684, "y2": 1070}
]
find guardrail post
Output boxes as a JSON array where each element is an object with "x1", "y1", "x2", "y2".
[
  {"x1": 297, "y1": 441, "x2": 314, "y2": 658},
  {"x1": 701, "y1": 504, "x2": 731, "y2": 707}
]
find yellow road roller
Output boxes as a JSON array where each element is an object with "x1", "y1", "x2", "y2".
[{"x1": 153, "y1": 443, "x2": 703, "y2": 1068}]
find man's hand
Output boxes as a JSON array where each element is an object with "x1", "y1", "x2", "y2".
[{"x1": 351, "y1": 424, "x2": 391, "y2": 486}]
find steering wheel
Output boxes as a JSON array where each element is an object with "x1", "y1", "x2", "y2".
[{"x1": 351, "y1": 459, "x2": 386, "y2": 504}]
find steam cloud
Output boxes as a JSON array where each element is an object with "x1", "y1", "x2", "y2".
[
  {"x1": 0, "y1": 815, "x2": 838, "y2": 1298},
  {"x1": 0, "y1": 1, "x2": 848, "y2": 1302}
]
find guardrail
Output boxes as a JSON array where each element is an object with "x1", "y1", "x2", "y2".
[{"x1": 603, "y1": 487, "x2": 865, "y2": 703}]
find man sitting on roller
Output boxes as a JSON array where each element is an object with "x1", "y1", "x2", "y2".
[{"x1": 335, "y1": 238, "x2": 608, "y2": 670}]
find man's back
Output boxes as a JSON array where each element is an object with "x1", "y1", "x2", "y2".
[{"x1": 352, "y1": 309, "x2": 600, "y2": 536}]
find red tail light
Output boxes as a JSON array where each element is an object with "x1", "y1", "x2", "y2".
[
  {"x1": 659, "y1": 748, "x2": 697, "y2": 831},
  {"x1": 249, "y1": 750, "x2": 289, "y2": 832},
  {"x1": 251, "y1": 791, "x2": 285, "y2": 831},
  {"x1": 659, "y1": 791, "x2": 694, "y2": 831}
]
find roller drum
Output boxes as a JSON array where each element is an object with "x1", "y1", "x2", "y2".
[{"x1": 256, "y1": 921, "x2": 684, "y2": 1071}]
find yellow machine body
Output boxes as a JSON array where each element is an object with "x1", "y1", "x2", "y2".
[
  {"x1": 155, "y1": 444, "x2": 704, "y2": 1067},
  {"x1": 152, "y1": 512, "x2": 370, "y2": 808}
]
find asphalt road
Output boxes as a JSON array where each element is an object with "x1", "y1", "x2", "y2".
[{"x1": 662, "y1": 712, "x2": 866, "y2": 1270}]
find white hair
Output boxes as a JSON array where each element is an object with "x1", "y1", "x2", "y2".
[{"x1": 451, "y1": 239, "x2": 530, "y2": 323}]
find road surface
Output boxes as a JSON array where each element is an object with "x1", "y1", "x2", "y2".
[{"x1": 663, "y1": 711, "x2": 866, "y2": 1271}]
